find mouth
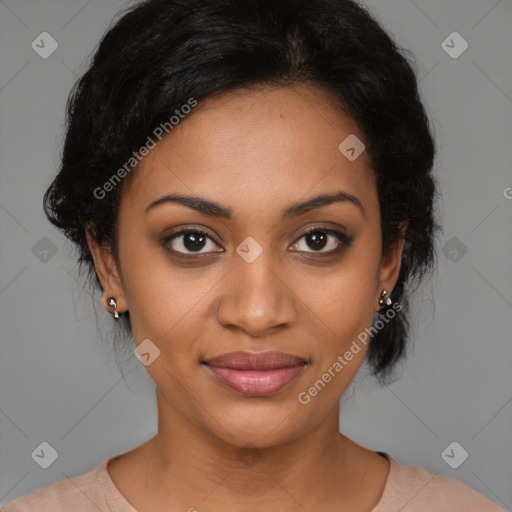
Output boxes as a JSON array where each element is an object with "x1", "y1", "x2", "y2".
[{"x1": 202, "y1": 351, "x2": 308, "y2": 396}]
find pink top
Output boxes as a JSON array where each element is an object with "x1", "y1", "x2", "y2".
[{"x1": 2, "y1": 453, "x2": 504, "y2": 511}]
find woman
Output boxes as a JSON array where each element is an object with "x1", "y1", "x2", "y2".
[{"x1": 3, "y1": 0, "x2": 504, "y2": 510}]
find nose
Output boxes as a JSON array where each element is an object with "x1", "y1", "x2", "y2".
[{"x1": 215, "y1": 251, "x2": 298, "y2": 338}]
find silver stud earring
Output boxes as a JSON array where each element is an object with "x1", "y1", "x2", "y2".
[
  {"x1": 379, "y1": 289, "x2": 392, "y2": 308},
  {"x1": 107, "y1": 297, "x2": 119, "y2": 320}
]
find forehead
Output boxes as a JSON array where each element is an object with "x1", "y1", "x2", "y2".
[{"x1": 120, "y1": 84, "x2": 377, "y2": 220}]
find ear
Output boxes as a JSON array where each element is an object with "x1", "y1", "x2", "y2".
[
  {"x1": 375, "y1": 221, "x2": 408, "y2": 311},
  {"x1": 85, "y1": 227, "x2": 128, "y2": 314}
]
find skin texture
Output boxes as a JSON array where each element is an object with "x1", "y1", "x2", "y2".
[{"x1": 86, "y1": 84, "x2": 406, "y2": 511}]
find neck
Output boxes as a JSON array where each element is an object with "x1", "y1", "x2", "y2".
[{"x1": 121, "y1": 390, "x2": 387, "y2": 511}]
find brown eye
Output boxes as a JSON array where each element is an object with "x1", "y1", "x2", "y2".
[
  {"x1": 290, "y1": 228, "x2": 354, "y2": 254},
  {"x1": 304, "y1": 231, "x2": 329, "y2": 251},
  {"x1": 164, "y1": 229, "x2": 222, "y2": 255}
]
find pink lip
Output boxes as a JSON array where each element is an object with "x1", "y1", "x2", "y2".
[{"x1": 203, "y1": 351, "x2": 307, "y2": 396}]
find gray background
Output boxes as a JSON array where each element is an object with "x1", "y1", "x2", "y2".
[{"x1": 1, "y1": 0, "x2": 511, "y2": 508}]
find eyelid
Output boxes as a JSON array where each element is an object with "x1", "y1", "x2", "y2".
[
  {"x1": 163, "y1": 226, "x2": 221, "y2": 243},
  {"x1": 293, "y1": 223, "x2": 348, "y2": 241}
]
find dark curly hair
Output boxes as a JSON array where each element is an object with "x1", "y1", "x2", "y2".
[{"x1": 43, "y1": 0, "x2": 442, "y2": 384}]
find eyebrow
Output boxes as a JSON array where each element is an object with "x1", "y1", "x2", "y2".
[{"x1": 145, "y1": 191, "x2": 366, "y2": 220}]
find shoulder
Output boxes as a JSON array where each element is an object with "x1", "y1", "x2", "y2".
[
  {"x1": 375, "y1": 453, "x2": 505, "y2": 512},
  {"x1": 1, "y1": 459, "x2": 112, "y2": 512}
]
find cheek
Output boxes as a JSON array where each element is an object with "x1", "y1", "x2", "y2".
[
  {"x1": 301, "y1": 257, "x2": 379, "y2": 348},
  {"x1": 126, "y1": 277, "x2": 207, "y2": 349},
  {"x1": 117, "y1": 234, "x2": 209, "y2": 341},
  {"x1": 294, "y1": 269, "x2": 377, "y2": 411},
  {"x1": 332, "y1": 280, "x2": 376, "y2": 344}
]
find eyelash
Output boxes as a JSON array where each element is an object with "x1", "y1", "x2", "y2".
[{"x1": 162, "y1": 226, "x2": 354, "y2": 259}]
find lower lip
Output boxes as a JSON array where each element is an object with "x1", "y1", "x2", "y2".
[{"x1": 205, "y1": 365, "x2": 306, "y2": 396}]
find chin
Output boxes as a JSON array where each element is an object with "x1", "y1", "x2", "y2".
[{"x1": 204, "y1": 404, "x2": 308, "y2": 450}]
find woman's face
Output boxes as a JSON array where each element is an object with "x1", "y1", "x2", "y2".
[{"x1": 88, "y1": 84, "x2": 404, "y2": 448}]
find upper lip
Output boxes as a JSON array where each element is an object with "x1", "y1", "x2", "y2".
[{"x1": 203, "y1": 351, "x2": 308, "y2": 370}]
